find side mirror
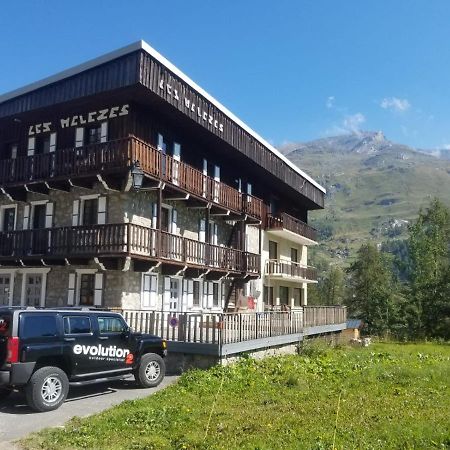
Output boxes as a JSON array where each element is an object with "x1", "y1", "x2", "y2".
[{"x1": 122, "y1": 326, "x2": 131, "y2": 339}]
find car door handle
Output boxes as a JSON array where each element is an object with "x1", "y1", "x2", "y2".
[
  {"x1": 99, "y1": 336, "x2": 109, "y2": 340},
  {"x1": 64, "y1": 337, "x2": 75, "y2": 342}
]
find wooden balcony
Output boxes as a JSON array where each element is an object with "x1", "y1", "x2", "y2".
[
  {"x1": 0, "y1": 136, "x2": 265, "y2": 221},
  {"x1": 265, "y1": 259, "x2": 317, "y2": 282},
  {"x1": 266, "y1": 212, "x2": 317, "y2": 245},
  {"x1": 0, "y1": 223, "x2": 260, "y2": 275}
]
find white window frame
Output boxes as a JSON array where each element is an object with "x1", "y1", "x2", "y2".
[
  {"x1": 191, "y1": 278, "x2": 203, "y2": 311},
  {"x1": 0, "y1": 269, "x2": 17, "y2": 306},
  {"x1": 74, "y1": 268, "x2": 98, "y2": 306},
  {"x1": 0, "y1": 204, "x2": 18, "y2": 232},
  {"x1": 19, "y1": 267, "x2": 51, "y2": 307},
  {"x1": 141, "y1": 272, "x2": 159, "y2": 310},
  {"x1": 29, "y1": 200, "x2": 49, "y2": 230},
  {"x1": 79, "y1": 194, "x2": 100, "y2": 226}
]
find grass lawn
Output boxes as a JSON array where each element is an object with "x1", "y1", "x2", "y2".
[{"x1": 21, "y1": 342, "x2": 450, "y2": 450}]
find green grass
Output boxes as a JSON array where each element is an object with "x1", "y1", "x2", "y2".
[{"x1": 21, "y1": 342, "x2": 450, "y2": 450}]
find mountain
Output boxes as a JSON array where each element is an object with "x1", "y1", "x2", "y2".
[{"x1": 281, "y1": 132, "x2": 450, "y2": 264}]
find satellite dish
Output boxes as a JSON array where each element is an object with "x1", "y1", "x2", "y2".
[{"x1": 254, "y1": 290, "x2": 261, "y2": 299}]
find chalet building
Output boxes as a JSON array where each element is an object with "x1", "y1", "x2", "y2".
[{"x1": 0, "y1": 41, "x2": 325, "y2": 313}]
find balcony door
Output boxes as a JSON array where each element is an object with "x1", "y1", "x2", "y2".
[
  {"x1": 0, "y1": 275, "x2": 11, "y2": 306},
  {"x1": 25, "y1": 274, "x2": 43, "y2": 307},
  {"x1": 2, "y1": 207, "x2": 15, "y2": 232},
  {"x1": 31, "y1": 204, "x2": 47, "y2": 254},
  {"x1": 269, "y1": 240, "x2": 278, "y2": 260}
]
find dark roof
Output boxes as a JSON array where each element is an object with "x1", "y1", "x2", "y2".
[{"x1": 347, "y1": 319, "x2": 364, "y2": 329}]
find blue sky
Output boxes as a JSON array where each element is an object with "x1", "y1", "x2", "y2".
[{"x1": 1, "y1": 0, "x2": 449, "y2": 150}]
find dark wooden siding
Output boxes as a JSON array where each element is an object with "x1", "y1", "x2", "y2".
[
  {"x1": 138, "y1": 51, "x2": 324, "y2": 208},
  {"x1": 0, "y1": 53, "x2": 140, "y2": 119}
]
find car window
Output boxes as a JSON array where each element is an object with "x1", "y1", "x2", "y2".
[
  {"x1": 63, "y1": 316, "x2": 92, "y2": 334},
  {"x1": 0, "y1": 315, "x2": 11, "y2": 336},
  {"x1": 20, "y1": 314, "x2": 58, "y2": 339},
  {"x1": 98, "y1": 316, "x2": 126, "y2": 334}
]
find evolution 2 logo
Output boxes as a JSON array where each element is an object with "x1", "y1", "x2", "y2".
[{"x1": 73, "y1": 344, "x2": 130, "y2": 361}]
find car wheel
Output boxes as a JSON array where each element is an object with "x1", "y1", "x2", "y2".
[
  {"x1": 135, "y1": 353, "x2": 165, "y2": 388},
  {"x1": 25, "y1": 366, "x2": 69, "y2": 412},
  {"x1": 0, "y1": 387, "x2": 12, "y2": 402}
]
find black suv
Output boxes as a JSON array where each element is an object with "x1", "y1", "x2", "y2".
[{"x1": 0, "y1": 307, "x2": 167, "y2": 412}]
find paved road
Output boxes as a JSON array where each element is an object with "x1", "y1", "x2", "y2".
[{"x1": 0, "y1": 375, "x2": 179, "y2": 448}]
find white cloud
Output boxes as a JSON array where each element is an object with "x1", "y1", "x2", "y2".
[
  {"x1": 442, "y1": 144, "x2": 450, "y2": 150},
  {"x1": 380, "y1": 97, "x2": 411, "y2": 112},
  {"x1": 342, "y1": 112, "x2": 366, "y2": 133},
  {"x1": 325, "y1": 112, "x2": 366, "y2": 136},
  {"x1": 326, "y1": 96, "x2": 335, "y2": 109}
]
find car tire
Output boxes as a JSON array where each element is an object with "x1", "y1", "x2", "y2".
[
  {"x1": 25, "y1": 366, "x2": 69, "y2": 412},
  {"x1": 0, "y1": 387, "x2": 12, "y2": 402},
  {"x1": 135, "y1": 353, "x2": 165, "y2": 388}
]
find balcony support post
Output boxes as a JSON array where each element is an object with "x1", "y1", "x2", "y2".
[{"x1": 157, "y1": 186, "x2": 162, "y2": 258}]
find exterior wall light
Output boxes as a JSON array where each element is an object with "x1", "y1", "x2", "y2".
[{"x1": 131, "y1": 160, "x2": 144, "y2": 190}]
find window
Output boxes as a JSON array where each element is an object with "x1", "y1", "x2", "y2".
[
  {"x1": 279, "y1": 286, "x2": 289, "y2": 305},
  {"x1": 291, "y1": 248, "x2": 298, "y2": 263},
  {"x1": 86, "y1": 124, "x2": 102, "y2": 145},
  {"x1": 0, "y1": 315, "x2": 11, "y2": 336},
  {"x1": 142, "y1": 273, "x2": 158, "y2": 309},
  {"x1": 64, "y1": 316, "x2": 92, "y2": 334},
  {"x1": 82, "y1": 199, "x2": 98, "y2": 226},
  {"x1": 35, "y1": 135, "x2": 51, "y2": 154},
  {"x1": 293, "y1": 288, "x2": 302, "y2": 307},
  {"x1": 193, "y1": 281, "x2": 200, "y2": 307},
  {"x1": 264, "y1": 286, "x2": 274, "y2": 306},
  {"x1": 20, "y1": 315, "x2": 58, "y2": 339},
  {"x1": 269, "y1": 241, "x2": 278, "y2": 260},
  {"x1": 98, "y1": 316, "x2": 126, "y2": 334},
  {"x1": 3, "y1": 143, "x2": 18, "y2": 160},
  {"x1": 1, "y1": 207, "x2": 16, "y2": 232},
  {"x1": 212, "y1": 283, "x2": 219, "y2": 307},
  {"x1": 79, "y1": 274, "x2": 95, "y2": 306}
]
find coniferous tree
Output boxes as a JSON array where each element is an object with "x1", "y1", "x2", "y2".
[{"x1": 347, "y1": 242, "x2": 396, "y2": 336}]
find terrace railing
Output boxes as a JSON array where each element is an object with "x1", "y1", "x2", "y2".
[
  {"x1": 265, "y1": 259, "x2": 317, "y2": 281},
  {"x1": 119, "y1": 306, "x2": 347, "y2": 346},
  {"x1": 266, "y1": 212, "x2": 317, "y2": 242}
]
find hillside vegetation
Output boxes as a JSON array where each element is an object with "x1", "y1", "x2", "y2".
[
  {"x1": 283, "y1": 132, "x2": 450, "y2": 264},
  {"x1": 22, "y1": 342, "x2": 450, "y2": 450}
]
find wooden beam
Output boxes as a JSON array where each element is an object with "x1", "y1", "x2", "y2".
[
  {"x1": 25, "y1": 183, "x2": 50, "y2": 195},
  {"x1": 46, "y1": 180, "x2": 71, "y2": 192}
]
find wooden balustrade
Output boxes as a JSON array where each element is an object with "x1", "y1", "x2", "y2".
[
  {"x1": 0, "y1": 136, "x2": 265, "y2": 219},
  {"x1": 265, "y1": 259, "x2": 317, "y2": 281},
  {"x1": 0, "y1": 224, "x2": 259, "y2": 274},
  {"x1": 267, "y1": 212, "x2": 317, "y2": 241},
  {"x1": 118, "y1": 306, "x2": 347, "y2": 346}
]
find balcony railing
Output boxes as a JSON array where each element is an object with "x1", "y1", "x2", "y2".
[
  {"x1": 265, "y1": 259, "x2": 317, "y2": 281},
  {"x1": 0, "y1": 136, "x2": 265, "y2": 220},
  {"x1": 0, "y1": 224, "x2": 260, "y2": 274},
  {"x1": 266, "y1": 212, "x2": 317, "y2": 242}
]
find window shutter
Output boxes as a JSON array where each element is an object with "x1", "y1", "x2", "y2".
[
  {"x1": 27, "y1": 137, "x2": 35, "y2": 156},
  {"x1": 45, "y1": 202, "x2": 54, "y2": 228},
  {"x1": 187, "y1": 279, "x2": 194, "y2": 309},
  {"x1": 49, "y1": 132, "x2": 57, "y2": 152},
  {"x1": 207, "y1": 282, "x2": 214, "y2": 308},
  {"x1": 202, "y1": 282, "x2": 208, "y2": 309},
  {"x1": 182, "y1": 279, "x2": 188, "y2": 312},
  {"x1": 23, "y1": 205, "x2": 30, "y2": 230},
  {"x1": 151, "y1": 203, "x2": 158, "y2": 229},
  {"x1": 214, "y1": 165, "x2": 220, "y2": 181},
  {"x1": 67, "y1": 273, "x2": 76, "y2": 306},
  {"x1": 150, "y1": 274, "x2": 158, "y2": 308},
  {"x1": 163, "y1": 276, "x2": 171, "y2": 311},
  {"x1": 75, "y1": 127, "x2": 84, "y2": 148},
  {"x1": 213, "y1": 223, "x2": 218, "y2": 246},
  {"x1": 171, "y1": 209, "x2": 178, "y2": 235},
  {"x1": 199, "y1": 219, "x2": 206, "y2": 242},
  {"x1": 94, "y1": 273, "x2": 103, "y2": 306},
  {"x1": 213, "y1": 165, "x2": 220, "y2": 202},
  {"x1": 97, "y1": 196, "x2": 107, "y2": 225},
  {"x1": 202, "y1": 158, "x2": 208, "y2": 198},
  {"x1": 142, "y1": 274, "x2": 151, "y2": 308},
  {"x1": 72, "y1": 200, "x2": 80, "y2": 226},
  {"x1": 100, "y1": 122, "x2": 108, "y2": 143},
  {"x1": 11, "y1": 144, "x2": 18, "y2": 159}
]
